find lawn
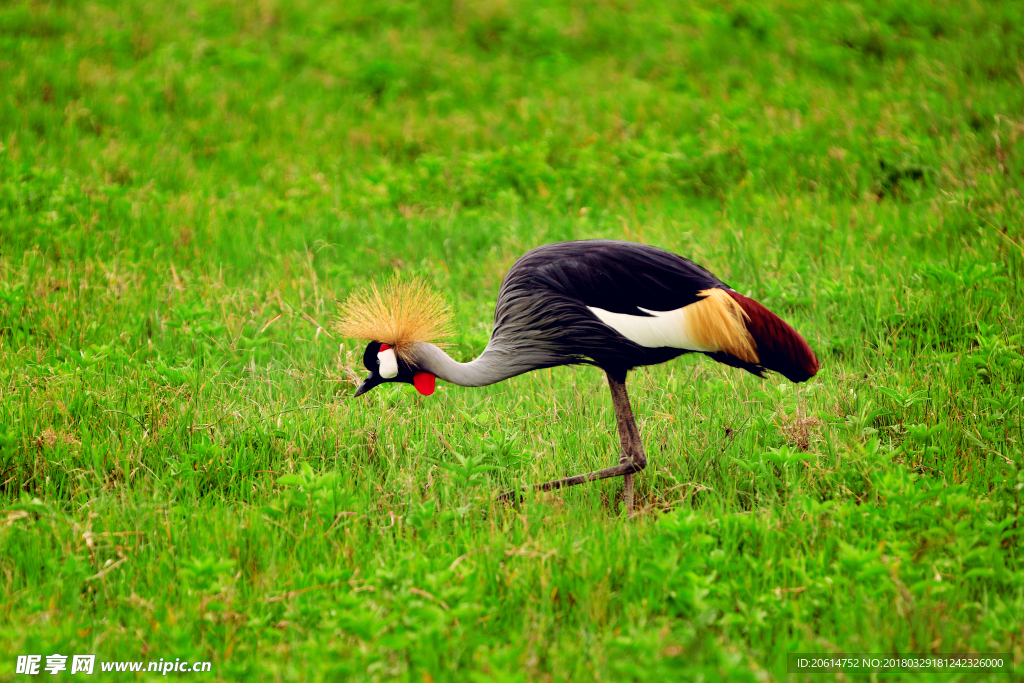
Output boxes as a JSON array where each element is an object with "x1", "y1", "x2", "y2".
[{"x1": 1, "y1": 0, "x2": 1023, "y2": 680}]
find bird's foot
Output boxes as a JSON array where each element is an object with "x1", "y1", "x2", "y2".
[
  {"x1": 496, "y1": 488, "x2": 525, "y2": 505},
  {"x1": 496, "y1": 461, "x2": 644, "y2": 506}
]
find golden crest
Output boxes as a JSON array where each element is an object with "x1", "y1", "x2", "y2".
[{"x1": 335, "y1": 278, "x2": 452, "y2": 357}]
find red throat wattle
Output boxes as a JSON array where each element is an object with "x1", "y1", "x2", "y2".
[
  {"x1": 413, "y1": 372, "x2": 435, "y2": 396},
  {"x1": 379, "y1": 343, "x2": 434, "y2": 394}
]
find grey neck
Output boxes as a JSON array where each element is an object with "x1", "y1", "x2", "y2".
[{"x1": 407, "y1": 342, "x2": 522, "y2": 388}]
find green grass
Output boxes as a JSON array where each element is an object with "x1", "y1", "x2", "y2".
[{"x1": 2, "y1": 0, "x2": 1024, "y2": 680}]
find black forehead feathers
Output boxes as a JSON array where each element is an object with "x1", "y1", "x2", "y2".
[{"x1": 362, "y1": 341, "x2": 383, "y2": 371}]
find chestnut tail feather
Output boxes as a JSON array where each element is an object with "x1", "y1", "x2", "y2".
[{"x1": 725, "y1": 290, "x2": 819, "y2": 383}]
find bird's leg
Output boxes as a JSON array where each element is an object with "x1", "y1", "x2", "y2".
[
  {"x1": 610, "y1": 369, "x2": 645, "y2": 516},
  {"x1": 498, "y1": 370, "x2": 647, "y2": 514},
  {"x1": 616, "y1": 380, "x2": 638, "y2": 513},
  {"x1": 621, "y1": 468, "x2": 635, "y2": 514}
]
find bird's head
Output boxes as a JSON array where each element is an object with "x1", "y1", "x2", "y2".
[
  {"x1": 354, "y1": 340, "x2": 436, "y2": 397},
  {"x1": 335, "y1": 278, "x2": 451, "y2": 398}
]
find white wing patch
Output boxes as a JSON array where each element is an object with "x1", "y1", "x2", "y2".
[
  {"x1": 587, "y1": 305, "x2": 717, "y2": 352},
  {"x1": 586, "y1": 288, "x2": 758, "y2": 363}
]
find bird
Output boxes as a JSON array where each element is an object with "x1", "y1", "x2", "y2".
[{"x1": 338, "y1": 239, "x2": 819, "y2": 514}]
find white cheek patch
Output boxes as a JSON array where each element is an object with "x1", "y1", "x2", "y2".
[{"x1": 377, "y1": 347, "x2": 399, "y2": 378}]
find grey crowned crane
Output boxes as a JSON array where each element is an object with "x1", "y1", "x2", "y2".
[{"x1": 339, "y1": 239, "x2": 819, "y2": 514}]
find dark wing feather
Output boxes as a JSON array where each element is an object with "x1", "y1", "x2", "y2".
[
  {"x1": 516, "y1": 240, "x2": 725, "y2": 315},
  {"x1": 489, "y1": 240, "x2": 724, "y2": 372}
]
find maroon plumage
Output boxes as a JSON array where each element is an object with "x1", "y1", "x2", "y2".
[{"x1": 725, "y1": 290, "x2": 819, "y2": 383}]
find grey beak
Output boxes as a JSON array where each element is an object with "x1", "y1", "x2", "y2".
[{"x1": 354, "y1": 374, "x2": 380, "y2": 397}]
